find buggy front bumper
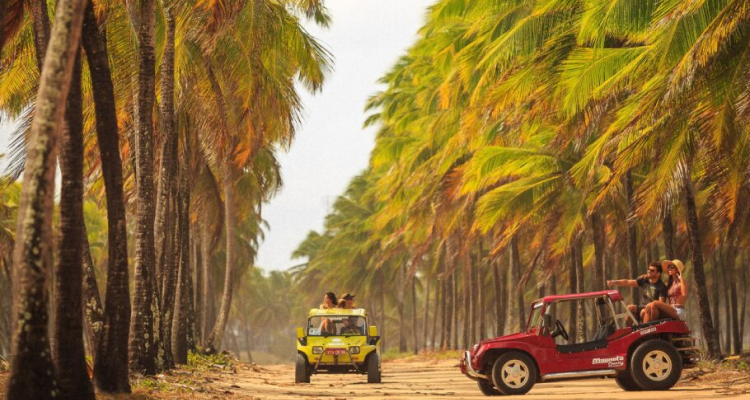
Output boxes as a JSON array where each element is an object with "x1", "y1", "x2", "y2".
[{"x1": 461, "y1": 351, "x2": 488, "y2": 381}]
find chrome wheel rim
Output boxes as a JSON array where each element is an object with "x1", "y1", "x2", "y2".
[
  {"x1": 642, "y1": 350, "x2": 672, "y2": 381},
  {"x1": 501, "y1": 359, "x2": 529, "y2": 388}
]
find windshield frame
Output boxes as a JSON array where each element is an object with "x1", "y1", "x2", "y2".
[
  {"x1": 306, "y1": 315, "x2": 368, "y2": 337},
  {"x1": 526, "y1": 302, "x2": 544, "y2": 333}
]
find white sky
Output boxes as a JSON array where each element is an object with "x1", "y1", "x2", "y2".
[
  {"x1": 0, "y1": 0, "x2": 435, "y2": 271},
  {"x1": 255, "y1": 0, "x2": 434, "y2": 271}
]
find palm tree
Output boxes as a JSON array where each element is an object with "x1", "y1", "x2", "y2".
[
  {"x1": 4, "y1": 0, "x2": 87, "y2": 397},
  {"x1": 197, "y1": 0, "x2": 332, "y2": 353},
  {"x1": 128, "y1": 0, "x2": 159, "y2": 375},
  {"x1": 52, "y1": 50, "x2": 95, "y2": 399},
  {"x1": 81, "y1": 1, "x2": 132, "y2": 391}
]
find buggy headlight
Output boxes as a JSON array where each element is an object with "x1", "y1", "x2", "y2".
[
  {"x1": 312, "y1": 346, "x2": 323, "y2": 354},
  {"x1": 349, "y1": 346, "x2": 360, "y2": 354}
]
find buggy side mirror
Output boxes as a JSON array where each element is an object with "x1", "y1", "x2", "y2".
[
  {"x1": 296, "y1": 327, "x2": 305, "y2": 339},
  {"x1": 369, "y1": 326, "x2": 378, "y2": 337}
]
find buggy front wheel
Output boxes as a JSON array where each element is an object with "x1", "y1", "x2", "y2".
[
  {"x1": 367, "y1": 354, "x2": 381, "y2": 383},
  {"x1": 295, "y1": 354, "x2": 310, "y2": 383}
]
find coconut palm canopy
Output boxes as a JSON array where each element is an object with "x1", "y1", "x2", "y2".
[{"x1": 291, "y1": 0, "x2": 750, "y2": 360}]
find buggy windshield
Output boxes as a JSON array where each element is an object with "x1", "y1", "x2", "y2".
[{"x1": 307, "y1": 316, "x2": 367, "y2": 336}]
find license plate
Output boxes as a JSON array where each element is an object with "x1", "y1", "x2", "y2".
[{"x1": 324, "y1": 348, "x2": 347, "y2": 356}]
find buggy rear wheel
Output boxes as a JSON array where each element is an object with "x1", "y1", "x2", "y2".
[
  {"x1": 630, "y1": 339, "x2": 682, "y2": 390},
  {"x1": 295, "y1": 354, "x2": 310, "y2": 383}
]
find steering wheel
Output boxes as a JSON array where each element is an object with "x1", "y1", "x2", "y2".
[{"x1": 551, "y1": 319, "x2": 569, "y2": 341}]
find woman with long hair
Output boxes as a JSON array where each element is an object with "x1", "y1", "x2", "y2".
[
  {"x1": 319, "y1": 292, "x2": 338, "y2": 334},
  {"x1": 320, "y1": 292, "x2": 337, "y2": 309},
  {"x1": 642, "y1": 260, "x2": 688, "y2": 323}
]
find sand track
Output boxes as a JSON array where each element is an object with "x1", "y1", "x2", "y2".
[
  {"x1": 5, "y1": 357, "x2": 747, "y2": 399},
  {"x1": 170, "y1": 358, "x2": 750, "y2": 399}
]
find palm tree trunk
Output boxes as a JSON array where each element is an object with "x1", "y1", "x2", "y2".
[
  {"x1": 154, "y1": 4, "x2": 178, "y2": 300},
  {"x1": 625, "y1": 171, "x2": 639, "y2": 303},
  {"x1": 710, "y1": 253, "x2": 721, "y2": 352},
  {"x1": 379, "y1": 278, "x2": 386, "y2": 351},
  {"x1": 172, "y1": 165, "x2": 190, "y2": 364},
  {"x1": 568, "y1": 249, "x2": 578, "y2": 341},
  {"x1": 497, "y1": 258, "x2": 508, "y2": 336},
  {"x1": 491, "y1": 257, "x2": 502, "y2": 337},
  {"x1": 81, "y1": 2, "x2": 131, "y2": 391},
  {"x1": 422, "y1": 274, "x2": 430, "y2": 351},
  {"x1": 0, "y1": 259, "x2": 11, "y2": 358},
  {"x1": 719, "y1": 249, "x2": 730, "y2": 352},
  {"x1": 431, "y1": 274, "x2": 440, "y2": 350},
  {"x1": 591, "y1": 213, "x2": 605, "y2": 292},
  {"x1": 5, "y1": 0, "x2": 86, "y2": 397},
  {"x1": 398, "y1": 263, "x2": 407, "y2": 353},
  {"x1": 128, "y1": 0, "x2": 158, "y2": 375},
  {"x1": 81, "y1": 224, "x2": 104, "y2": 360},
  {"x1": 662, "y1": 212, "x2": 675, "y2": 259},
  {"x1": 53, "y1": 52, "x2": 95, "y2": 400},
  {"x1": 29, "y1": 0, "x2": 50, "y2": 71},
  {"x1": 194, "y1": 225, "x2": 203, "y2": 345},
  {"x1": 0, "y1": 0, "x2": 6, "y2": 54},
  {"x1": 200, "y1": 220, "x2": 214, "y2": 343},
  {"x1": 451, "y1": 270, "x2": 458, "y2": 349},
  {"x1": 739, "y1": 254, "x2": 747, "y2": 350},
  {"x1": 159, "y1": 193, "x2": 179, "y2": 369},
  {"x1": 463, "y1": 249, "x2": 472, "y2": 349},
  {"x1": 575, "y1": 237, "x2": 586, "y2": 342},
  {"x1": 728, "y1": 248, "x2": 741, "y2": 355},
  {"x1": 683, "y1": 174, "x2": 721, "y2": 359},
  {"x1": 440, "y1": 257, "x2": 448, "y2": 350},
  {"x1": 477, "y1": 240, "x2": 485, "y2": 341},
  {"x1": 243, "y1": 316, "x2": 254, "y2": 362},
  {"x1": 205, "y1": 163, "x2": 237, "y2": 353},
  {"x1": 411, "y1": 277, "x2": 419, "y2": 355},
  {"x1": 724, "y1": 253, "x2": 732, "y2": 351},
  {"x1": 154, "y1": 5, "x2": 179, "y2": 371},
  {"x1": 510, "y1": 235, "x2": 525, "y2": 331}
]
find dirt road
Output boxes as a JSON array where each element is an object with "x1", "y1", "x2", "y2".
[{"x1": 167, "y1": 357, "x2": 750, "y2": 399}]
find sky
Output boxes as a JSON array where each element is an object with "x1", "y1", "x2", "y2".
[
  {"x1": 0, "y1": 0, "x2": 436, "y2": 271},
  {"x1": 255, "y1": 0, "x2": 434, "y2": 271}
]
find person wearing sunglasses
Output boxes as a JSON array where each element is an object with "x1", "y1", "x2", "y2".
[
  {"x1": 607, "y1": 261, "x2": 668, "y2": 324},
  {"x1": 640, "y1": 260, "x2": 688, "y2": 323}
]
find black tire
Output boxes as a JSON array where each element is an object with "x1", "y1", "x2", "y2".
[
  {"x1": 478, "y1": 379, "x2": 504, "y2": 396},
  {"x1": 630, "y1": 339, "x2": 682, "y2": 390},
  {"x1": 615, "y1": 370, "x2": 642, "y2": 391},
  {"x1": 491, "y1": 351, "x2": 537, "y2": 395},
  {"x1": 367, "y1": 354, "x2": 381, "y2": 383},
  {"x1": 295, "y1": 354, "x2": 310, "y2": 383}
]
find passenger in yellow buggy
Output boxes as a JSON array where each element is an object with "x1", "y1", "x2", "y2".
[
  {"x1": 342, "y1": 293, "x2": 357, "y2": 309},
  {"x1": 339, "y1": 316, "x2": 362, "y2": 335}
]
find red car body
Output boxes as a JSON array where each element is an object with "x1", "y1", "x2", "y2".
[{"x1": 460, "y1": 290, "x2": 699, "y2": 395}]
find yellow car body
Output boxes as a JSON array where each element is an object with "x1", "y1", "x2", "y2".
[{"x1": 295, "y1": 308, "x2": 381, "y2": 383}]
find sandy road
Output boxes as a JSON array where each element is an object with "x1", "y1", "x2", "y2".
[
  {"x1": 3, "y1": 356, "x2": 748, "y2": 399},
  {"x1": 197, "y1": 357, "x2": 750, "y2": 399}
]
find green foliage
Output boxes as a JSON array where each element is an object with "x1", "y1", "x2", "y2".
[
  {"x1": 291, "y1": 0, "x2": 750, "y2": 356},
  {"x1": 186, "y1": 351, "x2": 235, "y2": 371}
]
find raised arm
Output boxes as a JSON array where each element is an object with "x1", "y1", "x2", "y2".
[{"x1": 607, "y1": 279, "x2": 638, "y2": 288}]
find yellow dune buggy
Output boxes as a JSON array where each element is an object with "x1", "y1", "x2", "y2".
[{"x1": 295, "y1": 308, "x2": 381, "y2": 383}]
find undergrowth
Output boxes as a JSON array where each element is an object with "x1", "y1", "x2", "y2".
[{"x1": 187, "y1": 350, "x2": 235, "y2": 370}]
